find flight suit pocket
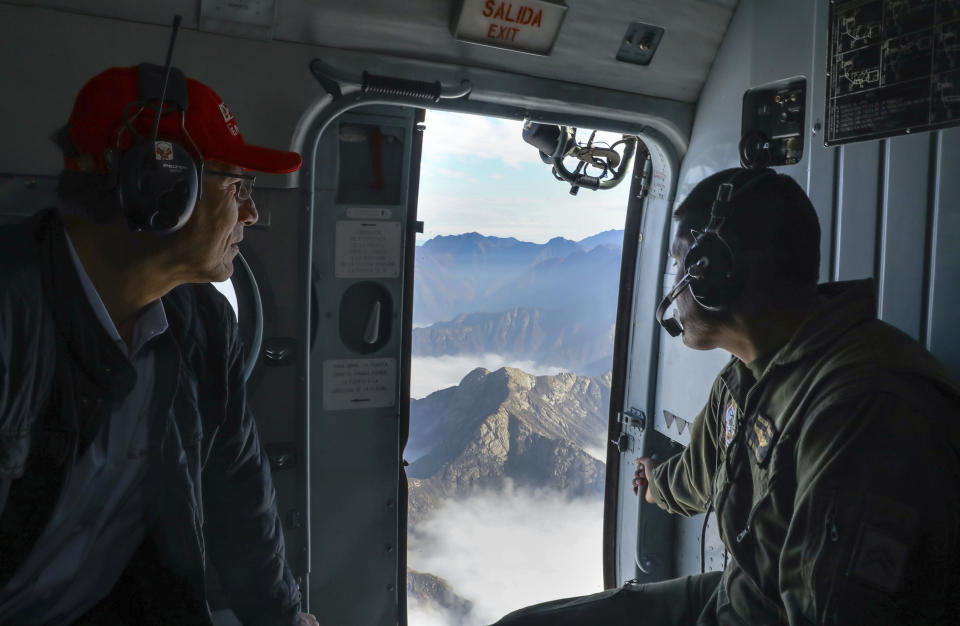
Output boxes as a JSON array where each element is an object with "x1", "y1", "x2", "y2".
[{"x1": 799, "y1": 488, "x2": 919, "y2": 624}]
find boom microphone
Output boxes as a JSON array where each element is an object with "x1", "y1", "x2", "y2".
[{"x1": 655, "y1": 257, "x2": 709, "y2": 337}]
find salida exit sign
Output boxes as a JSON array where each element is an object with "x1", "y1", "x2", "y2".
[{"x1": 452, "y1": 0, "x2": 568, "y2": 55}]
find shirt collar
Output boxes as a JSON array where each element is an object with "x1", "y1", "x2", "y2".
[{"x1": 63, "y1": 228, "x2": 168, "y2": 358}]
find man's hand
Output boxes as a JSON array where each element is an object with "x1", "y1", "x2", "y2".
[
  {"x1": 299, "y1": 612, "x2": 319, "y2": 626},
  {"x1": 632, "y1": 457, "x2": 660, "y2": 504}
]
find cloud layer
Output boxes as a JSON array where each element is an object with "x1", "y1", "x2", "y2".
[{"x1": 408, "y1": 483, "x2": 604, "y2": 625}]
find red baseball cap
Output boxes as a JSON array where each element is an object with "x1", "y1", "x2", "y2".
[{"x1": 66, "y1": 66, "x2": 301, "y2": 174}]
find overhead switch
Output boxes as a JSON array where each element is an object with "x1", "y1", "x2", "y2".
[{"x1": 616, "y1": 22, "x2": 664, "y2": 66}]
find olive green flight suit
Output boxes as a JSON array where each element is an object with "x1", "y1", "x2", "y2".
[
  {"x1": 492, "y1": 280, "x2": 960, "y2": 626},
  {"x1": 647, "y1": 279, "x2": 960, "y2": 624}
]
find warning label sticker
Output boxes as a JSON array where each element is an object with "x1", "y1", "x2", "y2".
[
  {"x1": 335, "y1": 221, "x2": 402, "y2": 278},
  {"x1": 323, "y1": 358, "x2": 397, "y2": 411}
]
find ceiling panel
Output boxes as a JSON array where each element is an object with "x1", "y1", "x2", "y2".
[{"x1": 14, "y1": 0, "x2": 737, "y2": 103}]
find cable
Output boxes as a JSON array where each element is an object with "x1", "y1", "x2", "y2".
[
  {"x1": 702, "y1": 391, "x2": 725, "y2": 574},
  {"x1": 700, "y1": 502, "x2": 714, "y2": 575},
  {"x1": 235, "y1": 252, "x2": 264, "y2": 383}
]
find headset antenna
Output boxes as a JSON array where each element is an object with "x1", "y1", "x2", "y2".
[{"x1": 151, "y1": 14, "x2": 183, "y2": 146}]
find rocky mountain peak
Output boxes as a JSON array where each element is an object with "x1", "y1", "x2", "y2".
[{"x1": 406, "y1": 367, "x2": 610, "y2": 524}]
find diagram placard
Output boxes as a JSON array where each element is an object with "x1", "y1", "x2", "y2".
[{"x1": 826, "y1": 0, "x2": 960, "y2": 145}]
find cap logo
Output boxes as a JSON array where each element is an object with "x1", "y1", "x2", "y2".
[
  {"x1": 218, "y1": 102, "x2": 241, "y2": 136},
  {"x1": 154, "y1": 141, "x2": 174, "y2": 161}
]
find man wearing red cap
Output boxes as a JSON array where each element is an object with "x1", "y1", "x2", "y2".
[{"x1": 0, "y1": 64, "x2": 319, "y2": 625}]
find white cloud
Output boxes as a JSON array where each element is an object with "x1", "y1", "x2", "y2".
[
  {"x1": 421, "y1": 110, "x2": 629, "y2": 172},
  {"x1": 422, "y1": 111, "x2": 530, "y2": 168},
  {"x1": 411, "y1": 354, "x2": 567, "y2": 399},
  {"x1": 583, "y1": 446, "x2": 608, "y2": 463},
  {"x1": 435, "y1": 167, "x2": 469, "y2": 180},
  {"x1": 407, "y1": 484, "x2": 604, "y2": 625},
  {"x1": 417, "y1": 111, "x2": 633, "y2": 243}
]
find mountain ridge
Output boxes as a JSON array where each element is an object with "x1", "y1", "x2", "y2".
[
  {"x1": 407, "y1": 366, "x2": 609, "y2": 525},
  {"x1": 412, "y1": 306, "x2": 615, "y2": 375}
]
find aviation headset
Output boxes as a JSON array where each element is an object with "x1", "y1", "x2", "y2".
[
  {"x1": 110, "y1": 62, "x2": 202, "y2": 234},
  {"x1": 656, "y1": 168, "x2": 781, "y2": 337},
  {"x1": 104, "y1": 16, "x2": 199, "y2": 234}
]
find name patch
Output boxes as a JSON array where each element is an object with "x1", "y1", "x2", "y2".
[{"x1": 746, "y1": 413, "x2": 778, "y2": 465}]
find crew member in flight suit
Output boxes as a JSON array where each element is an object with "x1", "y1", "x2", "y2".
[
  {"x1": 0, "y1": 66, "x2": 319, "y2": 625},
  {"x1": 491, "y1": 168, "x2": 960, "y2": 625}
]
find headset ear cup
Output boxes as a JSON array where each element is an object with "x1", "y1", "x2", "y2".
[
  {"x1": 118, "y1": 139, "x2": 198, "y2": 234},
  {"x1": 685, "y1": 232, "x2": 742, "y2": 310}
]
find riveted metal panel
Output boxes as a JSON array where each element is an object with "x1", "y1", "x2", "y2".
[
  {"x1": 834, "y1": 142, "x2": 881, "y2": 281},
  {"x1": 927, "y1": 127, "x2": 960, "y2": 376},
  {"x1": 878, "y1": 133, "x2": 934, "y2": 341},
  {"x1": 306, "y1": 106, "x2": 420, "y2": 626}
]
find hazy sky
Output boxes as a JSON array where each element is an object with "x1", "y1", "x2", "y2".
[{"x1": 417, "y1": 110, "x2": 632, "y2": 244}]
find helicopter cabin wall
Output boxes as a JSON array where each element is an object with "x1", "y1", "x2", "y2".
[{"x1": 623, "y1": 0, "x2": 960, "y2": 583}]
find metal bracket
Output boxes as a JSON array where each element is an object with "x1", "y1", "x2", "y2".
[
  {"x1": 621, "y1": 407, "x2": 647, "y2": 432},
  {"x1": 611, "y1": 433, "x2": 631, "y2": 453},
  {"x1": 265, "y1": 442, "x2": 297, "y2": 470},
  {"x1": 263, "y1": 337, "x2": 297, "y2": 366},
  {"x1": 286, "y1": 508, "x2": 303, "y2": 530}
]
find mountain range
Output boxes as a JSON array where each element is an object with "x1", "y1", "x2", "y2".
[
  {"x1": 413, "y1": 230, "x2": 624, "y2": 375},
  {"x1": 413, "y1": 230, "x2": 623, "y2": 325},
  {"x1": 412, "y1": 306, "x2": 615, "y2": 374}
]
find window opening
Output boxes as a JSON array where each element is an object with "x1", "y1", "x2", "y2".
[
  {"x1": 212, "y1": 279, "x2": 239, "y2": 322},
  {"x1": 406, "y1": 109, "x2": 632, "y2": 625}
]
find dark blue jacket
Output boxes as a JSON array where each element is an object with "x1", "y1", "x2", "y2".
[{"x1": 0, "y1": 209, "x2": 301, "y2": 625}]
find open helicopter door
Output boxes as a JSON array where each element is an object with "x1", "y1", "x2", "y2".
[
  {"x1": 294, "y1": 102, "x2": 425, "y2": 624},
  {"x1": 601, "y1": 131, "x2": 684, "y2": 588}
]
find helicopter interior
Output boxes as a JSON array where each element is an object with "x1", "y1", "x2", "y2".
[{"x1": 1, "y1": 0, "x2": 959, "y2": 624}]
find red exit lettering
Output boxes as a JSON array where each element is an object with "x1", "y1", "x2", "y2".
[
  {"x1": 482, "y1": 1, "x2": 543, "y2": 28},
  {"x1": 487, "y1": 23, "x2": 521, "y2": 41}
]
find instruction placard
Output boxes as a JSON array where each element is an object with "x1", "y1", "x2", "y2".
[
  {"x1": 335, "y1": 220, "x2": 402, "y2": 278},
  {"x1": 323, "y1": 358, "x2": 397, "y2": 410}
]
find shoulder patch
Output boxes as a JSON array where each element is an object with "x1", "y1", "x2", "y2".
[
  {"x1": 746, "y1": 413, "x2": 778, "y2": 465},
  {"x1": 724, "y1": 402, "x2": 737, "y2": 446},
  {"x1": 848, "y1": 524, "x2": 909, "y2": 592}
]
